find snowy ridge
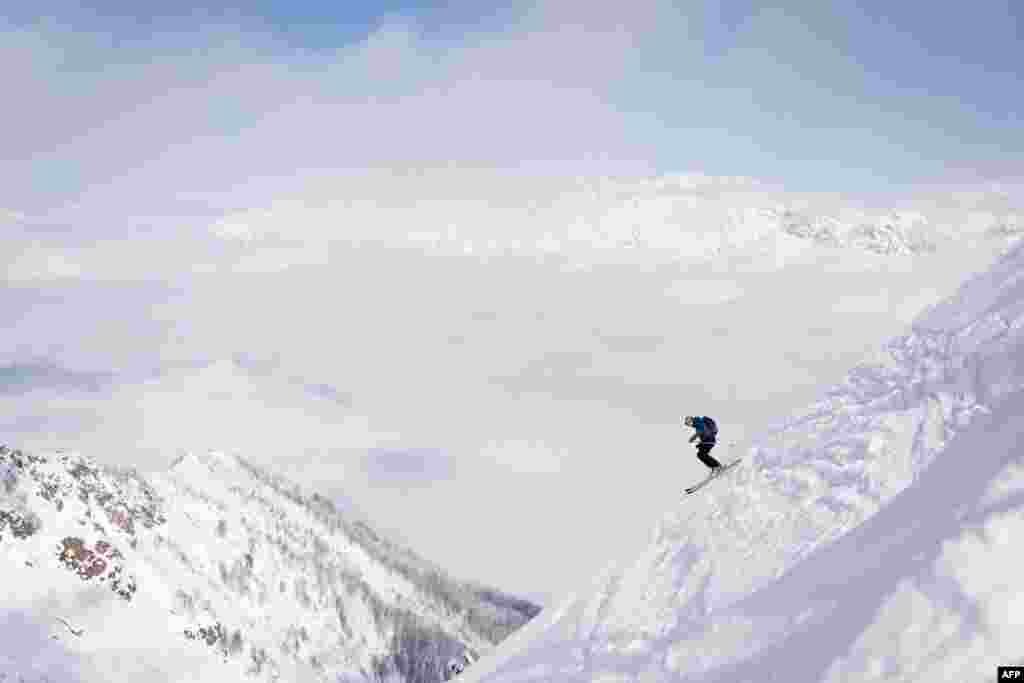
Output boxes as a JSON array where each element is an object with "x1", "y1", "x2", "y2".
[
  {"x1": 464, "y1": 242, "x2": 1024, "y2": 681},
  {"x1": 0, "y1": 448, "x2": 540, "y2": 683},
  {"x1": 545, "y1": 178, "x2": 947, "y2": 258},
  {"x1": 766, "y1": 206, "x2": 937, "y2": 255},
  {"x1": 209, "y1": 175, "x2": 1022, "y2": 266}
]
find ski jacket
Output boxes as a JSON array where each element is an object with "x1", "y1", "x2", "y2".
[
  {"x1": 690, "y1": 416, "x2": 718, "y2": 444},
  {"x1": 444, "y1": 652, "x2": 474, "y2": 680}
]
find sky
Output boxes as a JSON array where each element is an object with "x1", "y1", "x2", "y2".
[
  {"x1": 3, "y1": 0, "x2": 1022, "y2": 225},
  {"x1": 1, "y1": 0, "x2": 1023, "y2": 605}
]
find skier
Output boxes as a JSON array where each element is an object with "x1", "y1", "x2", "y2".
[
  {"x1": 444, "y1": 652, "x2": 472, "y2": 680},
  {"x1": 445, "y1": 658, "x2": 465, "y2": 679},
  {"x1": 683, "y1": 415, "x2": 723, "y2": 474}
]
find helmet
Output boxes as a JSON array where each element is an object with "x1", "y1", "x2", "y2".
[{"x1": 683, "y1": 416, "x2": 694, "y2": 427}]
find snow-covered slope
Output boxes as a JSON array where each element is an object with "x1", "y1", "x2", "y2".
[
  {"x1": 461, "y1": 243, "x2": 1024, "y2": 682},
  {"x1": 0, "y1": 448, "x2": 539, "y2": 683}
]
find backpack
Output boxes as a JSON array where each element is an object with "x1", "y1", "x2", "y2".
[{"x1": 700, "y1": 416, "x2": 718, "y2": 439}]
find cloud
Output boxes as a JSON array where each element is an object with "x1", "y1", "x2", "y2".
[
  {"x1": 664, "y1": 278, "x2": 746, "y2": 306},
  {"x1": 3, "y1": 0, "x2": 1019, "y2": 251},
  {"x1": 1, "y1": 208, "x2": 27, "y2": 223},
  {"x1": 363, "y1": 447, "x2": 457, "y2": 489},
  {"x1": 0, "y1": 362, "x2": 112, "y2": 394},
  {"x1": 478, "y1": 438, "x2": 567, "y2": 475},
  {"x1": 0, "y1": 280, "x2": 183, "y2": 373},
  {"x1": 1, "y1": 7, "x2": 663, "y2": 230}
]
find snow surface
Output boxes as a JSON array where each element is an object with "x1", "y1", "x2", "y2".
[
  {"x1": 0, "y1": 448, "x2": 255, "y2": 683},
  {"x1": 0, "y1": 447, "x2": 538, "y2": 683},
  {"x1": 459, "y1": 241, "x2": 1024, "y2": 682}
]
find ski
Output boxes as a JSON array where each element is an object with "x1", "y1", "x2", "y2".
[{"x1": 684, "y1": 458, "x2": 743, "y2": 495}]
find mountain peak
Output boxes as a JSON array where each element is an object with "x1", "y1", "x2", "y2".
[{"x1": 170, "y1": 449, "x2": 240, "y2": 475}]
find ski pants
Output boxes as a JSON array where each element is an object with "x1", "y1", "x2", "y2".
[{"x1": 696, "y1": 442, "x2": 722, "y2": 469}]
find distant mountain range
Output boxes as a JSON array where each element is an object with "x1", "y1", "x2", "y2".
[{"x1": 207, "y1": 173, "x2": 1023, "y2": 263}]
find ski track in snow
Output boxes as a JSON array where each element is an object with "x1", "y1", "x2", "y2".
[{"x1": 463, "y1": 242, "x2": 1024, "y2": 682}]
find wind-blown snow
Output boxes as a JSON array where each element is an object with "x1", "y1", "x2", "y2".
[{"x1": 461, "y1": 242, "x2": 1024, "y2": 682}]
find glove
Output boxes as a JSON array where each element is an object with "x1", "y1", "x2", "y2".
[{"x1": 689, "y1": 434, "x2": 697, "y2": 443}]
